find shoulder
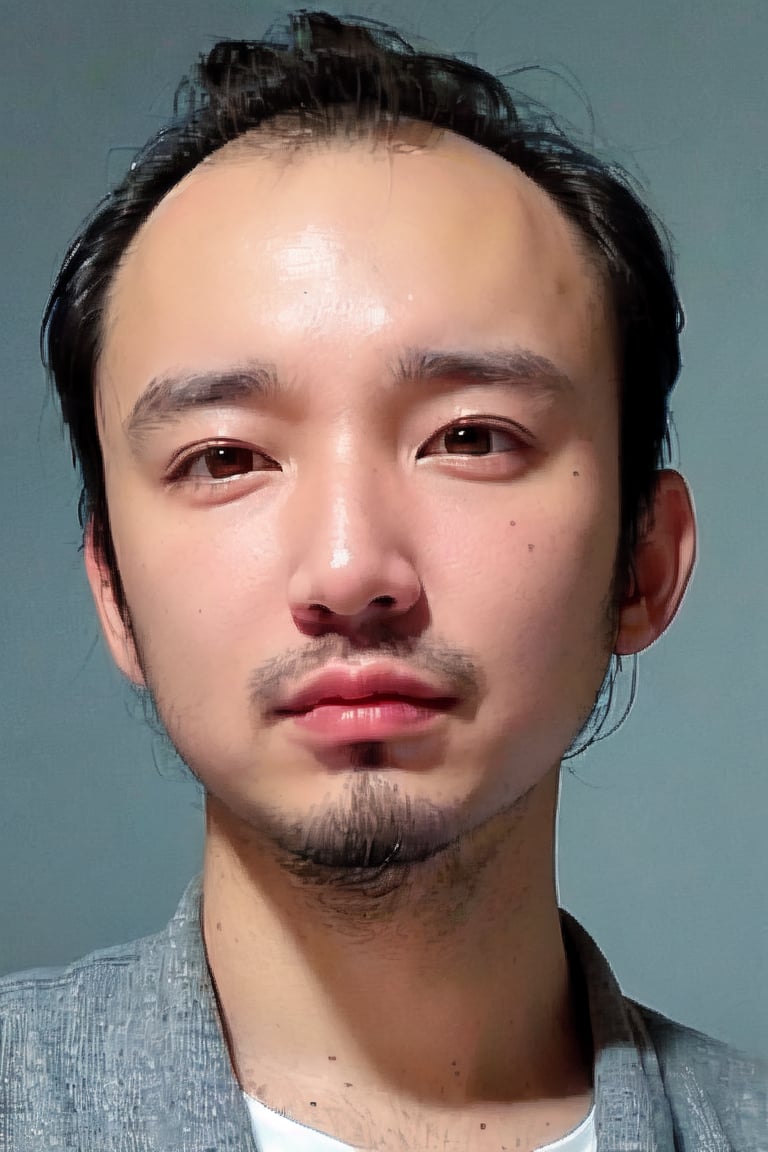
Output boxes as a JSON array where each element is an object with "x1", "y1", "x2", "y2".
[
  {"x1": 0, "y1": 880, "x2": 212, "y2": 1140},
  {"x1": 0, "y1": 876, "x2": 203, "y2": 1024},
  {"x1": 0, "y1": 879, "x2": 204, "y2": 1046},
  {"x1": 628, "y1": 1000, "x2": 768, "y2": 1149},
  {"x1": 0, "y1": 880, "x2": 253, "y2": 1149},
  {"x1": 0, "y1": 929, "x2": 162, "y2": 1065},
  {"x1": 0, "y1": 936, "x2": 155, "y2": 1146},
  {"x1": 0, "y1": 919, "x2": 164, "y2": 1005},
  {"x1": 560, "y1": 911, "x2": 767, "y2": 1150}
]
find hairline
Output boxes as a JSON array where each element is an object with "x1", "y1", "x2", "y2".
[{"x1": 96, "y1": 109, "x2": 616, "y2": 416}]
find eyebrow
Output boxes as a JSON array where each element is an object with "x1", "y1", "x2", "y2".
[
  {"x1": 124, "y1": 362, "x2": 281, "y2": 443},
  {"x1": 392, "y1": 347, "x2": 575, "y2": 394},
  {"x1": 123, "y1": 346, "x2": 573, "y2": 444}
]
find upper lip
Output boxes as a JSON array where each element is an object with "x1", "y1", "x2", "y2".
[{"x1": 273, "y1": 664, "x2": 459, "y2": 715}]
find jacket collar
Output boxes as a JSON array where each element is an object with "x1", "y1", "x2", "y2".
[{"x1": 562, "y1": 912, "x2": 674, "y2": 1150}]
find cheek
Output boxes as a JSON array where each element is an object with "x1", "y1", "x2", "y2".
[
  {"x1": 109, "y1": 499, "x2": 288, "y2": 689},
  {"x1": 424, "y1": 467, "x2": 618, "y2": 682}
]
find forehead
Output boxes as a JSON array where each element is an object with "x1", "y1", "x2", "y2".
[{"x1": 100, "y1": 130, "x2": 613, "y2": 409}]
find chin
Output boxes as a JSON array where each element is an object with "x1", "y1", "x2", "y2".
[{"x1": 211, "y1": 738, "x2": 549, "y2": 895}]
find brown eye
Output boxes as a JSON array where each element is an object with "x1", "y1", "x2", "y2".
[
  {"x1": 199, "y1": 446, "x2": 257, "y2": 479},
  {"x1": 175, "y1": 445, "x2": 280, "y2": 482},
  {"x1": 443, "y1": 425, "x2": 493, "y2": 454},
  {"x1": 420, "y1": 422, "x2": 524, "y2": 458}
]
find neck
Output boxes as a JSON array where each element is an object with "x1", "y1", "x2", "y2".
[{"x1": 201, "y1": 767, "x2": 591, "y2": 1118}]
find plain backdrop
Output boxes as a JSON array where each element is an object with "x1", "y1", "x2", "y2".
[{"x1": 1, "y1": 0, "x2": 766, "y2": 1060}]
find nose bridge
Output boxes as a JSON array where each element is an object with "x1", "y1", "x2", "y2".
[
  {"x1": 286, "y1": 427, "x2": 420, "y2": 619},
  {"x1": 304, "y1": 435, "x2": 394, "y2": 572},
  {"x1": 326, "y1": 479, "x2": 359, "y2": 575},
  {"x1": 329, "y1": 437, "x2": 388, "y2": 552}
]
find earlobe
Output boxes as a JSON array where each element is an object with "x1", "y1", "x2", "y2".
[
  {"x1": 83, "y1": 521, "x2": 146, "y2": 686},
  {"x1": 615, "y1": 469, "x2": 697, "y2": 656}
]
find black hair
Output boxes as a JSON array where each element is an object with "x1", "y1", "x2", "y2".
[{"x1": 42, "y1": 10, "x2": 681, "y2": 629}]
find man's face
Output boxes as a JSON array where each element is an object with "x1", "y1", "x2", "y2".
[{"x1": 92, "y1": 130, "x2": 620, "y2": 870}]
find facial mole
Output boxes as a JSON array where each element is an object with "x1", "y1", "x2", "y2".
[
  {"x1": 509, "y1": 520, "x2": 516, "y2": 527},
  {"x1": 528, "y1": 544, "x2": 535, "y2": 552},
  {"x1": 573, "y1": 470, "x2": 580, "y2": 476}
]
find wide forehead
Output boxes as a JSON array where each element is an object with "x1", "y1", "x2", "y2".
[{"x1": 100, "y1": 127, "x2": 614, "y2": 405}]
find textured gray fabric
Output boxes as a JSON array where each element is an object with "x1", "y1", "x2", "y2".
[{"x1": 0, "y1": 877, "x2": 765, "y2": 1150}]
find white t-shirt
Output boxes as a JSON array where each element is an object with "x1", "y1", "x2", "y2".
[{"x1": 244, "y1": 1092, "x2": 597, "y2": 1152}]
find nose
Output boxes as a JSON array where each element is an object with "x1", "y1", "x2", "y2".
[{"x1": 286, "y1": 463, "x2": 422, "y2": 633}]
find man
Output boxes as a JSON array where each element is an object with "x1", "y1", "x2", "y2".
[{"x1": 0, "y1": 11, "x2": 764, "y2": 1151}]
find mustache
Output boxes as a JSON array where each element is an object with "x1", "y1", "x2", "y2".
[{"x1": 248, "y1": 634, "x2": 482, "y2": 714}]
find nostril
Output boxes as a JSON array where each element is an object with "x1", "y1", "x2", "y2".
[
  {"x1": 308, "y1": 603, "x2": 332, "y2": 615},
  {"x1": 371, "y1": 595, "x2": 396, "y2": 608}
]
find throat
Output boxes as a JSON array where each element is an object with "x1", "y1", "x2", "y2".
[{"x1": 203, "y1": 773, "x2": 585, "y2": 1138}]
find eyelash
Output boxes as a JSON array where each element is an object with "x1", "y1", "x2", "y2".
[
  {"x1": 417, "y1": 418, "x2": 531, "y2": 459},
  {"x1": 167, "y1": 444, "x2": 280, "y2": 486},
  {"x1": 166, "y1": 418, "x2": 532, "y2": 487}
]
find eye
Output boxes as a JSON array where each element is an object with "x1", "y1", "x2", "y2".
[
  {"x1": 170, "y1": 444, "x2": 281, "y2": 483},
  {"x1": 418, "y1": 420, "x2": 527, "y2": 458}
]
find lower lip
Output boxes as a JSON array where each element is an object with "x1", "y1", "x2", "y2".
[{"x1": 282, "y1": 698, "x2": 453, "y2": 745}]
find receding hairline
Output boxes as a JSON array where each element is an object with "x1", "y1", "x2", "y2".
[
  {"x1": 118, "y1": 108, "x2": 607, "y2": 276},
  {"x1": 99, "y1": 113, "x2": 450, "y2": 363},
  {"x1": 97, "y1": 108, "x2": 614, "y2": 405},
  {"x1": 201, "y1": 109, "x2": 446, "y2": 164},
  {"x1": 202, "y1": 112, "x2": 612, "y2": 292}
]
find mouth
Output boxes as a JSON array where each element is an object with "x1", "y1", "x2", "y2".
[{"x1": 273, "y1": 668, "x2": 459, "y2": 747}]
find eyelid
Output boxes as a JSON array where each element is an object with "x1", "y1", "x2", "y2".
[
  {"x1": 417, "y1": 416, "x2": 534, "y2": 457},
  {"x1": 166, "y1": 440, "x2": 280, "y2": 483}
]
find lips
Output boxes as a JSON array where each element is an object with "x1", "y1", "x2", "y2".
[
  {"x1": 276, "y1": 666, "x2": 456, "y2": 715},
  {"x1": 274, "y1": 665, "x2": 458, "y2": 746}
]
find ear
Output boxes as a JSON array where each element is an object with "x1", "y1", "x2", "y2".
[
  {"x1": 84, "y1": 521, "x2": 146, "y2": 686},
  {"x1": 615, "y1": 469, "x2": 697, "y2": 656}
]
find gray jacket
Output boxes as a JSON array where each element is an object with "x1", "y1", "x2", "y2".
[{"x1": 0, "y1": 878, "x2": 765, "y2": 1150}]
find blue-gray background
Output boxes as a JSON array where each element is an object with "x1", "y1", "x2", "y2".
[{"x1": 2, "y1": 1, "x2": 766, "y2": 1059}]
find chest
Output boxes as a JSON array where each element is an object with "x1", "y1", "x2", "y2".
[{"x1": 246, "y1": 1089, "x2": 593, "y2": 1152}]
